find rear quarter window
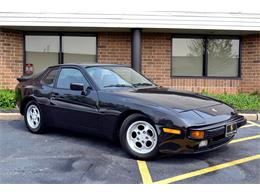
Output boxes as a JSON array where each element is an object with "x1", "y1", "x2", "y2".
[{"x1": 41, "y1": 68, "x2": 59, "y2": 87}]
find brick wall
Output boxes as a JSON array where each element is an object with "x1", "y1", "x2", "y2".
[
  {"x1": 0, "y1": 30, "x2": 23, "y2": 89},
  {"x1": 171, "y1": 78, "x2": 241, "y2": 94},
  {"x1": 241, "y1": 34, "x2": 260, "y2": 93},
  {"x1": 98, "y1": 32, "x2": 131, "y2": 65},
  {"x1": 0, "y1": 30, "x2": 259, "y2": 94},
  {"x1": 141, "y1": 33, "x2": 243, "y2": 94},
  {"x1": 142, "y1": 33, "x2": 172, "y2": 87}
]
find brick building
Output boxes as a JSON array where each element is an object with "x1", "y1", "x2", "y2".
[{"x1": 0, "y1": 11, "x2": 259, "y2": 93}]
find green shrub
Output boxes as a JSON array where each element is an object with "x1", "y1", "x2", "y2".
[
  {"x1": 203, "y1": 92, "x2": 260, "y2": 111},
  {"x1": 0, "y1": 89, "x2": 259, "y2": 111},
  {"x1": 0, "y1": 89, "x2": 16, "y2": 110}
]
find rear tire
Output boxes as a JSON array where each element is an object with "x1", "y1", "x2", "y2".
[
  {"x1": 119, "y1": 113, "x2": 159, "y2": 160},
  {"x1": 24, "y1": 101, "x2": 46, "y2": 134}
]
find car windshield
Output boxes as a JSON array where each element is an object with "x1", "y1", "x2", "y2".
[{"x1": 86, "y1": 66, "x2": 155, "y2": 89}]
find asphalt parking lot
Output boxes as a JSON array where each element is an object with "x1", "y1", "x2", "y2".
[{"x1": 0, "y1": 119, "x2": 259, "y2": 184}]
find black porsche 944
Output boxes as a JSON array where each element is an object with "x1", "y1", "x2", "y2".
[{"x1": 16, "y1": 64, "x2": 246, "y2": 159}]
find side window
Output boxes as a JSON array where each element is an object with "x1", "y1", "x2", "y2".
[
  {"x1": 41, "y1": 68, "x2": 59, "y2": 87},
  {"x1": 56, "y1": 68, "x2": 89, "y2": 89}
]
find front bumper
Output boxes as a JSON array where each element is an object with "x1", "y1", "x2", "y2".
[{"x1": 158, "y1": 115, "x2": 247, "y2": 154}]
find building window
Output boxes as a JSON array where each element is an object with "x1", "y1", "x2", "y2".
[
  {"x1": 62, "y1": 36, "x2": 96, "y2": 64},
  {"x1": 207, "y1": 38, "x2": 240, "y2": 77},
  {"x1": 172, "y1": 36, "x2": 240, "y2": 78},
  {"x1": 25, "y1": 34, "x2": 97, "y2": 75},
  {"x1": 172, "y1": 38, "x2": 203, "y2": 76},
  {"x1": 25, "y1": 36, "x2": 59, "y2": 74}
]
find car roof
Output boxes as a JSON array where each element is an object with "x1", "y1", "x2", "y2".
[{"x1": 48, "y1": 64, "x2": 129, "y2": 69}]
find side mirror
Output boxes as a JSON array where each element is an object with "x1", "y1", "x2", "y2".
[{"x1": 70, "y1": 83, "x2": 85, "y2": 91}]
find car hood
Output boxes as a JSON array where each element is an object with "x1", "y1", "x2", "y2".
[
  {"x1": 117, "y1": 87, "x2": 223, "y2": 112},
  {"x1": 113, "y1": 87, "x2": 235, "y2": 126}
]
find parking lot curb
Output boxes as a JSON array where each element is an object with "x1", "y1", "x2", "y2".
[
  {"x1": 0, "y1": 112, "x2": 259, "y2": 121},
  {"x1": 0, "y1": 113, "x2": 23, "y2": 120},
  {"x1": 240, "y1": 113, "x2": 259, "y2": 121}
]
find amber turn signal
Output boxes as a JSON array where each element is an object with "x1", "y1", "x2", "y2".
[
  {"x1": 163, "y1": 128, "x2": 181, "y2": 135},
  {"x1": 190, "y1": 130, "x2": 205, "y2": 139}
]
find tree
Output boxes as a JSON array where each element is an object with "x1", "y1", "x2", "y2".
[{"x1": 187, "y1": 39, "x2": 236, "y2": 59}]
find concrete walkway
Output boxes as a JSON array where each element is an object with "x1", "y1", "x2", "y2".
[{"x1": 0, "y1": 112, "x2": 259, "y2": 121}]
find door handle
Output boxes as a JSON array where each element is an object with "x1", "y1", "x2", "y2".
[{"x1": 50, "y1": 92, "x2": 59, "y2": 99}]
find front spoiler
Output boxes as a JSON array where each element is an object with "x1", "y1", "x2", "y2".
[
  {"x1": 158, "y1": 114, "x2": 246, "y2": 154},
  {"x1": 158, "y1": 135, "x2": 234, "y2": 154}
]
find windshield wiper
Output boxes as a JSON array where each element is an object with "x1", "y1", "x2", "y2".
[
  {"x1": 104, "y1": 84, "x2": 133, "y2": 88},
  {"x1": 133, "y1": 82, "x2": 153, "y2": 87}
]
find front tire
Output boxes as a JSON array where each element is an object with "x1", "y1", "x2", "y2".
[
  {"x1": 119, "y1": 114, "x2": 159, "y2": 160},
  {"x1": 24, "y1": 101, "x2": 46, "y2": 134}
]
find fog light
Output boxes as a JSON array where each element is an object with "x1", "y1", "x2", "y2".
[
  {"x1": 163, "y1": 128, "x2": 181, "y2": 135},
  {"x1": 199, "y1": 140, "x2": 208, "y2": 147},
  {"x1": 190, "y1": 130, "x2": 205, "y2": 139}
]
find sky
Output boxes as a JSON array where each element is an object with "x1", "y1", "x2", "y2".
[{"x1": 1, "y1": 0, "x2": 260, "y2": 13}]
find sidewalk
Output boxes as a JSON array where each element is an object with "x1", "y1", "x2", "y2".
[
  {"x1": 0, "y1": 113, "x2": 23, "y2": 120},
  {"x1": 0, "y1": 112, "x2": 259, "y2": 121}
]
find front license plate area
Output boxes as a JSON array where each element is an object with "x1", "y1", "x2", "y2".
[{"x1": 226, "y1": 123, "x2": 237, "y2": 137}]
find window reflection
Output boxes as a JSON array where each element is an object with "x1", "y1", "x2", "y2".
[
  {"x1": 62, "y1": 36, "x2": 96, "y2": 64},
  {"x1": 172, "y1": 38, "x2": 203, "y2": 76},
  {"x1": 25, "y1": 36, "x2": 59, "y2": 75},
  {"x1": 207, "y1": 39, "x2": 239, "y2": 77}
]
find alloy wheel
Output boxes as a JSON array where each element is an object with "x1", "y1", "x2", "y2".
[
  {"x1": 26, "y1": 104, "x2": 41, "y2": 129},
  {"x1": 126, "y1": 121, "x2": 158, "y2": 154}
]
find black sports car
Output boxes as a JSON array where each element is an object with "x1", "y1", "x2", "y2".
[{"x1": 16, "y1": 64, "x2": 247, "y2": 159}]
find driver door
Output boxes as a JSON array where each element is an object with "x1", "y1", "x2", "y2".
[{"x1": 50, "y1": 67, "x2": 99, "y2": 133}]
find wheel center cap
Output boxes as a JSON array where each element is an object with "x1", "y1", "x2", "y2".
[{"x1": 140, "y1": 132, "x2": 147, "y2": 141}]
